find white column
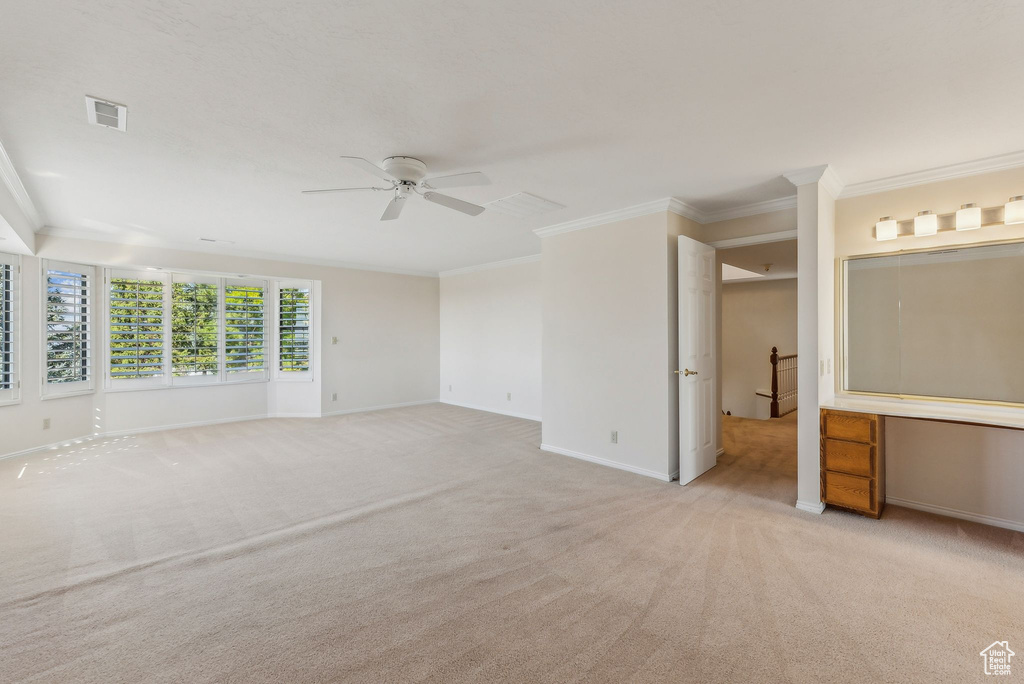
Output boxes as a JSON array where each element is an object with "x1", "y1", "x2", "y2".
[{"x1": 783, "y1": 164, "x2": 842, "y2": 514}]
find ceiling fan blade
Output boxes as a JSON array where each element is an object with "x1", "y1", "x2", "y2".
[
  {"x1": 421, "y1": 171, "x2": 490, "y2": 190},
  {"x1": 423, "y1": 192, "x2": 485, "y2": 216},
  {"x1": 301, "y1": 186, "x2": 391, "y2": 194},
  {"x1": 340, "y1": 156, "x2": 397, "y2": 182},
  {"x1": 380, "y1": 195, "x2": 406, "y2": 221}
]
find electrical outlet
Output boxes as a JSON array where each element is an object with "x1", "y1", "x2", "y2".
[
  {"x1": 611, "y1": 430, "x2": 618, "y2": 444},
  {"x1": 506, "y1": 392, "x2": 511, "y2": 401},
  {"x1": 331, "y1": 393, "x2": 338, "y2": 401},
  {"x1": 43, "y1": 418, "x2": 50, "y2": 430},
  {"x1": 331, "y1": 336, "x2": 338, "y2": 345},
  {"x1": 449, "y1": 384, "x2": 452, "y2": 392}
]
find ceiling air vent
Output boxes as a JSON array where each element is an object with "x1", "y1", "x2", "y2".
[
  {"x1": 485, "y1": 192, "x2": 565, "y2": 218},
  {"x1": 85, "y1": 96, "x2": 127, "y2": 131}
]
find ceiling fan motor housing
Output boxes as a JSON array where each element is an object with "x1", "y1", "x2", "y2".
[{"x1": 382, "y1": 156, "x2": 427, "y2": 183}]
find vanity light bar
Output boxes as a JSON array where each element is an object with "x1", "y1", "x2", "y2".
[{"x1": 874, "y1": 196, "x2": 1024, "y2": 241}]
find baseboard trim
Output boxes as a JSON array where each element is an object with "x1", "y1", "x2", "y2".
[
  {"x1": 441, "y1": 400, "x2": 541, "y2": 422},
  {"x1": 104, "y1": 414, "x2": 269, "y2": 437},
  {"x1": 1, "y1": 413, "x2": 271, "y2": 462},
  {"x1": 321, "y1": 399, "x2": 437, "y2": 417},
  {"x1": 716, "y1": 447, "x2": 725, "y2": 457},
  {"x1": 795, "y1": 500, "x2": 826, "y2": 515},
  {"x1": 540, "y1": 443, "x2": 672, "y2": 482},
  {"x1": 1, "y1": 432, "x2": 100, "y2": 462},
  {"x1": 886, "y1": 497, "x2": 1024, "y2": 533},
  {"x1": 1, "y1": 401, "x2": 442, "y2": 461}
]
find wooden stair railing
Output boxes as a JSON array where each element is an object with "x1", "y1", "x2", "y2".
[{"x1": 770, "y1": 347, "x2": 798, "y2": 418}]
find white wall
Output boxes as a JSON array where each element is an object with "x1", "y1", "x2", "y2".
[
  {"x1": 541, "y1": 211, "x2": 701, "y2": 481},
  {"x1": 439, "y1": 258, "x2": 542, "y2": 420},
  {"x1": 835, "y1": 164, "x2": 1024, "y2": 528},
  {"x1": 1, "y1": 235, "x2": 439, "y2": 457},
  {"x1": 721, "y1": 279, "x2": 797, "y2": 418}
]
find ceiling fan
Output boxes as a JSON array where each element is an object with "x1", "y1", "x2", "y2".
[{"x1": 303, "y1": 156, "x2": 490, "y2": 221}]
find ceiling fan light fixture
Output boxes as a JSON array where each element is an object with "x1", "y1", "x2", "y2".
[{"x1": 303, "y1": 155, "x2": 490, "y2": 221}]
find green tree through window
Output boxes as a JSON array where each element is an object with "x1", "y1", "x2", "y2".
[
  {"x1": 45, "y1": 269, "x2": 89, "y2": 384},
  {"x1": 172, "y1": 282, "x2": 219, "y2": 376},
  {"x1": 225, "y1": 284, "x2": 265, "y2": 373},
  {"x1": 110, "y1": 277, "x2": 165, "y2": 379},
  {"x1": 279, "y1": 287, "x2": 310, "y2": 372}
]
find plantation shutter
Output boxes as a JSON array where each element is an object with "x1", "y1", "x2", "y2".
[
  {"x1": 0, "y1": 253, "x2": 17, "y2": 402},
  {"x1": 278, "y1": 284, "x2": 311, "y2": 373},
  {"x1": 109, "y1": 272, "x2": 167, "y2": 383},
  {"x1": 225, "y1": 280, "x2": 267, "y2": 376},
  {"x1": 171, "y1": 275, "x2": 219, "y2": 380},
  {"x1": 43, "y1": 261, "x2": 94, "y2": 394}
]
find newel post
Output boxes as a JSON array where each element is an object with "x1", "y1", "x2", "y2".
[{"x1": 770, "y1": 346, "x2": 780, "y2": 418}]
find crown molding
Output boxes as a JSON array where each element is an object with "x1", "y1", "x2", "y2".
[
  {"x1": 534, "y1": 197, "x2": 705, "y2": 237},
  {"x1": 0, "y1": 139, "x2": 42, "y2": 229},
  {"x1": 723, "y1": 272, "x2": 798, "y2": 284},
  {"x1": 706, "y1": 229, "x2": 798, "y2": 250},
  {"x1": 700, "y1": 195, "x2": 797, "y2": 224},
  {"x1": 664, "y1": 197, "x2": 706, "y2": 224},
  {"x1": 839, "y1": 149, "x2": 1024, "y2": 198},
  {"x1": 36, "y1": 225, "x2": 439, "y2": 278},
  {"x1": 439, "y1": 253, "x2": 541, "y2": 278},
  {"x1": 783, "y1": 164, "x2": 845, "y2": 198}
]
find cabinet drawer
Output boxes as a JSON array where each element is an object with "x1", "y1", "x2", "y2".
[
  {"x1": 823, "y1": 471, "x2": 874, "y2": 513},
  {"x1": 823, "y1": 439, "x2": 874, "y2": 477},
  {"x1": 824, "y1": 411, "x2": 875, "y2": 444}
]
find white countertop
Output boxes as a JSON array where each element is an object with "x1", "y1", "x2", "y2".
[{"x1": 821, "y1": 395, "x2": 1024, "y2": 431}]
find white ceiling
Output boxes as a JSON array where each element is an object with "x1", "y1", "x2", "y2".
[
  {"x1": 720, "y1": 240, "x2": 797, "y2": 281},
  {"x1": 2, "y1": 1, "x2": 1024, "y2": 274}
]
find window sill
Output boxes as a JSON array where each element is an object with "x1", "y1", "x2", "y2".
[
  {"x1": 0, "y1": 398, "x2": 22, "y2": 408},
  {"x1": 104, "y1": 377, "x2": 271, "y2": 393}
]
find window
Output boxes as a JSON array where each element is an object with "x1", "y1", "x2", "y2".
[
  {"x1": 278, "y1": 284, "x2": 311, "y2": 374},
  {"x1": 0, "y1": 252, "x2": 18, "y2": 403},
  {"x1": 43, "y1": 261, "x2": 95, "y2": 396},
  {"x1": 171, "y1": 276, "x2": 219, "y2": 379},
  {"x1": 109, "y1": 272, "x2": 166, "y2": 385},
  {"x1": 225, "y1": 282, "x2": 266, "y2": 374},
  {"x1": 106, "y1": 269, "x2": 273, "y2": 389}
]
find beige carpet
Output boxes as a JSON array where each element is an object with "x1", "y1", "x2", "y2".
[{"x1": 1, "y1": 405, "x2": 1021, "y2": 683}]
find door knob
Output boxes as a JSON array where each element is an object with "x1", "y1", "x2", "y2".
[{"x1": 675, "y1": 369, "x2": 698, "y2": 376}]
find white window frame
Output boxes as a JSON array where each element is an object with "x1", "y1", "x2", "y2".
[
  {"x1": 104, "y1": 268, "x2": 273, "y2": 391},
  {"x1": 0, "y1": 252, "x2": 20, "y2": 406},
  {"x1": 41, "y1": 259, "x2": 96, "y2": 399},
  {"x1": 274, "y1": 280, "x2": 314, "y2": 381}
]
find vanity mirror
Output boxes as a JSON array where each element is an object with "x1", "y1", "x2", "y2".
[{"x1": 843, "y1": 240, "x2": 1024, "y2": 405}]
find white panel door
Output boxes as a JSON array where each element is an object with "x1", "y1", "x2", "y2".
[{"x1": 678, "y1": 235, "x2": 717, "y2": 485}]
